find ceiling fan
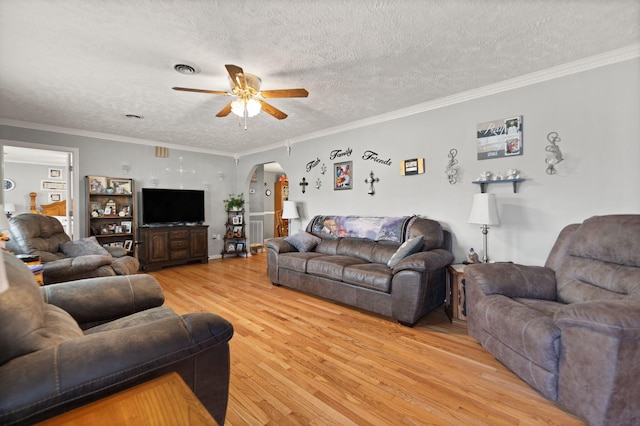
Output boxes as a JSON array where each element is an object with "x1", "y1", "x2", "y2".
[{"x1": 173, "y1": 64, "x2": 309, "y2": 129}]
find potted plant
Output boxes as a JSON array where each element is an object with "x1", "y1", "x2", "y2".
[
  {"x1": 105, "y1": 186, "x2": 115, "y2": 194},
  {"x1": 223, "y1": 193, "x2": 244, "y2": 211}
]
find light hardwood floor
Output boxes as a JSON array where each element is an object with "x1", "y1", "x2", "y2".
[{"x1": 150, "y1": 254, "x2": 585, "y2": 426}]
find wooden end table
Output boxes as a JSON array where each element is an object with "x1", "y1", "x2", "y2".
[
  {"x1": 36, "y1": 372, "x2": 218, "y2": 425},
  {"x1": 445, "y1": 264, "x2": 467, "y2": 322}
]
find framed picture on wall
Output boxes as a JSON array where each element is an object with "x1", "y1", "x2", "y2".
[
  {"x1": 48, "y1": 168, "x2": 63, "y2": 179},
  {"x1": 48, "y1": 193, "x2": 62, "y2": 203},
  {"x1": 333, "y1": 161, "x2": 352, "y2": 190},
  {"x1": 41, "y1": 180, "x2": 67, "y2": 191}
]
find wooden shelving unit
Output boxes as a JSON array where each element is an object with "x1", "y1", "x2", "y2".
[{"x1": 86, "y1": 176, "x2": 136, "y2": 255}]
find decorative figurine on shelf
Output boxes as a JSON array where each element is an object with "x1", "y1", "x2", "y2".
[{"x1": 465, "y1": 248, "x2": 479, "y2": 264}]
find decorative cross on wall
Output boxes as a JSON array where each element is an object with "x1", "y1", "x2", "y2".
[
  {"x1": 299, "y1": 177, "x2": 309, "y2": 194},
  {"x1": 364, "y1": 171, "x2": 379, "y2": 195}
]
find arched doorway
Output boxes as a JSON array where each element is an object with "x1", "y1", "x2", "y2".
[{"x1": 246, "y1": 162, "x2": 287, "y2": 249}]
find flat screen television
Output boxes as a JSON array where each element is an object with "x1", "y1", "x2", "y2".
[{"x1": 141, "y1": 188, "x2": 205, "y2": 225}]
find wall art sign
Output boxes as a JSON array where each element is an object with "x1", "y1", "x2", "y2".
[
  {"x1": 329, "y1": 148, "x2": 352, "y2": 160},
  {"x1": 400, "y1": 158, "x2": 425, "y2": 175},
  {"x1": 333, "y1": 161, "x2": 352, "y2": 190},
  {"x1": 477, "y1": 116, "x2": 523, "y2": 160},
  {"x1": 306, "y1": 157, "x2": 321, "y2": 172},
  {"x1": 362, "y1": 150, "x2": 392, "y2": 166}
]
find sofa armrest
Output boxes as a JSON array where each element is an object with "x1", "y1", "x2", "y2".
[
  {"x1": 464, "y1": 263, "x2": 557, "y2": 300},
  {"x1": 43, "y1": 255, "x2": 113, "y2": 278},
  {"x1": 392, "y1": 249, "x2": 454, "y2": 273},
  {"x1": 0, "y1": 310, "x2": 233, "y2": 425},
  {"x1": 555, "y1": 300, "x2": 640, "y2": 339},
  {"x1": 265, "y1": 237, "x2": 296, "y2": 253},
  {"x1": 40, "y1": 274, "x2": 164, "y2": 326}
]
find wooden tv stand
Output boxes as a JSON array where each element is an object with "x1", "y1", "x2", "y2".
[{"x1": 137, "y1": 224, "x2": 209, "y2": 271}]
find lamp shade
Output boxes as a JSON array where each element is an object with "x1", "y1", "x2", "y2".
[
  {"x1": 4, "y1": 203, "x2": 15, "y2": 214},
  {"x1": 468, "y1": 193, "x2": 500, "y2": 226},
  {"x1": 281, "y1": 200, "x2": 299, "y2": 220},
  {"x1": 0, "y1": 212, "x2": 9, "y2": 232}
]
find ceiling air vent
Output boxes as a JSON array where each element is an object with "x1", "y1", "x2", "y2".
[{"x1": 173, "y1": 62, "x2": 200, "y2": 75}]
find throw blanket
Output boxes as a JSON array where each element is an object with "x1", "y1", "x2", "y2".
[{"x1": 308, "y1": 215, "x2": 416, "y2": 243}]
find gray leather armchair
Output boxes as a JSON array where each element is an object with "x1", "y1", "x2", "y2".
[
  {"x1": 7, "y1": 213, "x2": 139, "y2": 284},
  {"x1": 465, "y1": 215, "x2": 640, "y2": 425},
  {"x1": 0, "y1": 250, "x2": 234, "y2": 425}
]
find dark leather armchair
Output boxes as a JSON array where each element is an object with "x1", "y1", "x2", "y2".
[
  {"x1": 465, "y1": 215, "x2": 640, "y2": 425},
  {"x1": 7, "y1": 213, "x2": 139, "y2": 284},
  {"x1": 0, "y1": 250, "x2": 234, "y2": 425}
]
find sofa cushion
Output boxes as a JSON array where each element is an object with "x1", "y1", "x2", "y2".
[
  {"x1": 279, "y1": 252, "x2": 327, "y2": 273},
  {"x1": 60, "y1": 236, "x2": 111, "y2": 258},
  {"x1": 285, "y1": 231, "x2": 322, "y2": 253},
  {"x1": 557, "y1": 215, "x2": 640, "y2": 304},
  {"x1": 307, "y1": 255, "x2": 368, "y2": 281},
  {"x1": 478, "y1": 295, "x2": 563, "y2": 373},
  {"x1": 0, "y1": 252, "x2": 83, "y2": 365},
  {"x1": 343, "y1": 263, "x2": 393, "y2": 292},
  {"x1": 387, "y1": 236, "x2": 423, "y2": 268}
]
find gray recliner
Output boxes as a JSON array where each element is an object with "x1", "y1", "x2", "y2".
[
  {"x1": 465, "y1": 215, "x2": 640, "y2": 426},
  {"x1": 0, "y1": 250, "x2": 234, "y2": 425},
  {"x1": 7, "y1": 213, "x2": 139, "y2": 284}
]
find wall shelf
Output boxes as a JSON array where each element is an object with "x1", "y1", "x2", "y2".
[{"x1": 472, "y1": 178, "x2": 525, "y2": 193}]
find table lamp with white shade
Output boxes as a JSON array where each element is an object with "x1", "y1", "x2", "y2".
[
  {"x1": 281, "y1": 200, "x2": 299, "y2": 235},
  {"x1": 468, "y1": 193, "x2": 500, "y2": 263}
]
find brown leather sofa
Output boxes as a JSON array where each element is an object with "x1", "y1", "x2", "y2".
[
  {"x1": 266, "y1": 215, "x2": 453, "y2": 326},
  {"x1": 7, "y1": 213, "x2": 139, "y2": 284},
  {"x1": 465, "y1": 215, "x2": 640, "y2": 425},
  {"x1": 0, "y1": 250, "x2": 234, "y2": 425}
]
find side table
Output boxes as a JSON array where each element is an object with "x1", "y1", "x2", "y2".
[
  {"x1": 445, "y1": 264, "x2": 467, "y2": 322},
  {"x1": 17, "y1": 254, "x2": 43, "y2": 286}
]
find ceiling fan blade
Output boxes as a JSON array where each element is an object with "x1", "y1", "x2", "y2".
[
  {"x1": 173, "y1": 87, "x2": 230, "y2": 95},
  {"x1": 225, "y1": 64, "x2": 246, "y2": 89},
  {"x1": 260, "y1": 88, "x2": 309, "y2": 98},
  {"x1": 216, "y1": 103, "x2": 233, "y2": 117},
  {"x1": 258, "y1": 100, "x2": 288, "y2": 120}
]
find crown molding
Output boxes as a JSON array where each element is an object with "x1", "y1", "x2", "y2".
[{"x1": 3, "y1": 44, "x2": 638, "y2": 158}]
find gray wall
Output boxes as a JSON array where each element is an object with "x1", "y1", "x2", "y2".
[
  {"x1": 3, "y1": 58, "x2": 639, "y2": 264},
  {"x1": 1, "y1": 131, "x2": 237, "y2": 257},
  {"x1": 240, "y1": 58, "x2": 640, "y2": 265}
]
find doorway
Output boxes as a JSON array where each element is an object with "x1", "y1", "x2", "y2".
[
  {"x1": 2, "y1": 141, "x2": 79, "y2": 239},
  {"x1": 246, "y1": 162, "x2": 286, "y2": 248}
]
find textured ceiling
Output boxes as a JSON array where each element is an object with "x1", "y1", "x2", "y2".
[{"x1": 1, "y1": 1, "x2": 639, "y2": 156}]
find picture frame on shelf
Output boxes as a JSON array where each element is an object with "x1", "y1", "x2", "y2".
[
  {"x1": 88, "y1": 176, "x2": 107, "y2": 193},
  {"x1": 232, "y1": 215, "x2": 243, "y2": 225},
  {"x1": 333, "y1": 161, "x2": 352, "y2": 190},
  {"x1": 236, "y1": 242, "x2": 244, "y2": 252},
  {"x1": 124, "y1": 240, "x2": 133, "y2": 251},
  {"x1": 48, "y1": 168, "x2": 63, "y2": 179},
  {"x1": 120, "y1": 220, "x2": 132, "y2": 234},
  {"x1": 90, "y1": 201, "x2": 101, "y2": 212},
  {"x1": 227, "y1": 242, "x2": 236, "y2": 252},
  {"x1": 108, "y1": 178, "x2": 132, "y2": 194},
  {"x1": 118, "y1": 203, "x2": 131, "y2": 216},
  {"x1": 233, "y1": 226, "x2": 243, "y2": 237}
]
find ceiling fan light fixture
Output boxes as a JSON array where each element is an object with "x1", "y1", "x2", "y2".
[{"x1": 231, "y1": 98, "x2": 262, "y2": 118}]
